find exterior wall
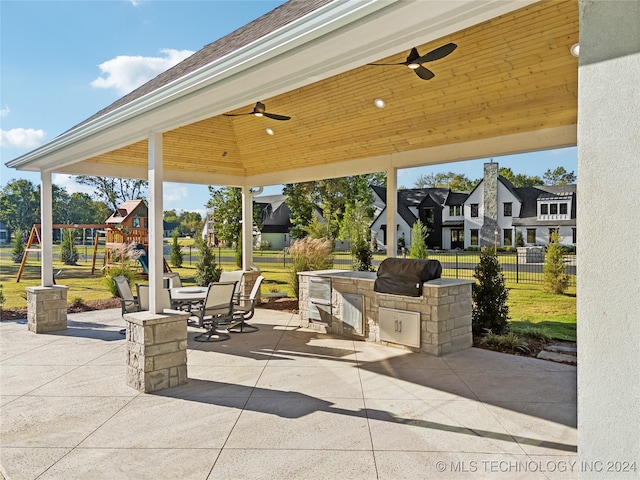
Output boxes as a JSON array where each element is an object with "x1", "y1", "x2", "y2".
[
  {"x1": 370, "y1": 209, "x2": 411, "y2": 252},
  {"x1": 515, "y1": 225, "x2": 575, "y2": 246},
  {"x1": 260, "y1": 232, "x2": 289, "y2": 250},
  {"x1": 464, "y1": 185, "x2": 484, "y2": 248},
  {"x1": 577, "y1": 0, "x2": 640, "y2": 473}
]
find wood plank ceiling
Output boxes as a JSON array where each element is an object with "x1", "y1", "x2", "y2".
[{"x1": 84, "y1": 0, "x2": 578, "y2": 181}]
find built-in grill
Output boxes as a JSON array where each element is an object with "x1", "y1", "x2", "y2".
[{"x1": 374, "y1": 258, "x2": 442, "y2": 297}]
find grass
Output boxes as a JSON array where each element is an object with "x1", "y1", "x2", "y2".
[{"x1": 0, "y1": 247, "x2": 576, "y2": 342}]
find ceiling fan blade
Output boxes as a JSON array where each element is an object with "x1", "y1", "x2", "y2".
[
  {"x1": 415, "y1": 42, "x2": 457, "y2": 64},
  {"x1": 263, "y1": 112, "x2": 291, "y2": 121},
  {"x1": 223, "y1": 112, "x2": 251, "y2": 117},
  {"x1": 414, "y1": 66, "x2": 435, "y2": 80}
]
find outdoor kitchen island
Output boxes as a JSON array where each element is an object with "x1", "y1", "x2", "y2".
[{"x1": 298, "y1": 266, "x2": 474, "y2": 356}]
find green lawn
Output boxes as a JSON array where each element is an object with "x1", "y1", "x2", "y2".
[{"x1": 1, "y1": 246, "x2": 576, "y2": 341}]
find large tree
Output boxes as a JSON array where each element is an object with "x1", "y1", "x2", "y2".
[
  {"x1": 75, "y1": 176, "x2": 147, "y2": 211},
  {"x1": 284, "y1": 173, "x2": 384, "y2": 241},
  {"x1": 206, "y1": 186, "x2": 242, "y2": 247},
  {"x1": 499, "y1": 167, "x2": 544, "y2": 187},
  {"x1": 0, "y1": 179, "x2": 40, "y2": 232},
  {"x1": 543, "y1": 167, "x2": 576, "y2": 185},
  {"x1": 414, "y1": 172, "x2": 477, "y2": 191}
]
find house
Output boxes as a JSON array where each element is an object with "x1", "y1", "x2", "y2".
[
  {"x1": 372, "y1": 162, "x2": 577, "y2": 250},
  {"x1": 105, "y1": 199, "x2": 148, "y2": 232},
  {"x1": 254, "y1": 194, "x2": 293, "y2": 250},
  {"x1": 0, "y1": 221, "x2": 11, "y2": 246}
]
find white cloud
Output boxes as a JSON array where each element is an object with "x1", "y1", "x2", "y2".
[
  {"x1": 0, "y1": 128, "x2": 46, "y2": 148},
  {"x1": 52, "y1": 174, "x2": 95, "y2": 195},
  {"x1": 1, "y1": 106, "x2": 9, "y2": 117},
  {"x1": 164, "y1": 183, "x2": 190, "y2": 204},
  {"x1": 91, "y1": 49, "x2": 194, "y2": 95}
]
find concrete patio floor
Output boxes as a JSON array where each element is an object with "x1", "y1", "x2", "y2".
[{"x1": 1, "y1": 308, "x2": 577, "y2": 480}]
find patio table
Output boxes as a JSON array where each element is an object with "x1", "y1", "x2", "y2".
[{"x1": 170, "y1": 286, "x2": 208, "y2": 310}]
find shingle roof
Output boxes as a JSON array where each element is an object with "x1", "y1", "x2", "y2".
[{"x1": 255, "y1": 194, "x2": 292, "y2": 233}]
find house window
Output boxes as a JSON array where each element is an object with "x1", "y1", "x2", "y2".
[
  {"x1": 470, "y1": 204, "x2": 479, "y2": 217},
  {"x1": 470, "y1": 229, "x2": 479, "y2": 246},
  {"x1": 449, "y1": 205, "x2": 462, "y2": 216},
  {"x1": 451, "y1": 229, "x2": 464, "y2": 243},
  {"x1": 504, "y1": 229, "x2": 513, "y2": 246},
  {"x1": 572, "y1": 227, "x2": 577, "y2": 244},
  {"x1": 132, "y1": 217, "x2": 141, "y2": 228},
  {"x1": 527, "y1": 228, "x2": 536, "y2": 243},
  {"x1": 503, "y1": 202, "x2": 512, "y2": 217},
  {"x1": 550, "y1": 203, "x2": 558, "y2": 215},
  {"x1": 0, "y1": 231, "x2": 6, "y2": 241},
  {"x1": 560, "y1": 203, "x2": 568, "y2": 215},
  {"x1": 540, "y1": 204, "x2": 548, "y2": 215}
]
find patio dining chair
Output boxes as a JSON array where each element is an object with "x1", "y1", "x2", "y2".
[
  {"x1": 192, "y1": 281, "x2": 237, "y2": 342},
  {"x1": 219, "y1": 270, "x2": 244, "y2": 303},
  {"x1": 227, "y1": 275, "x2": 264, "y2": 333},
  {"x1": 114, "y1": 276, "x2": 139, "y2": 317},
  {"x1": 163, "y1": 272, "x2": 182, "y2": 289},
  {"x1": 136, "y1": 284, "x2": 173, "y2": 313}
]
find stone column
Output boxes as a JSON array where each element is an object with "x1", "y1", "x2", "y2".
[
  {"x1": 480, "y1": 162, "x2": 499, "y2": 246},
  {"x1": 125, "y1": 310, "x2": 190, "y2": 393},
  {"x1": 26, "y1": 285, "x2": 68, "y2": 333}
]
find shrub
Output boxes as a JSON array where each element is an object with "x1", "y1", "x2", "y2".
[
  {"x1": 509, "y1": 324, "x2": 551, "y2": 342},
  {"x1": 351, "y1": 237, "x2": 374, "y2": 272},
  {"x1": 60, "y1": 229, "x2": 79, "y2": 265},
  {"x1": 543, "y1": 230, "x2": 569, "y2": 294},
  {"x1": 12, "y1": 229, "x2": 25, "y2": 263},
  {"x1": 194, "y1": 238, "x2": 222, "y2": 286},
  {"x1": 104, "y1": 264, "x2": 141, "y2": 297},
  {"x1": 71, "y1": 296, "x2": 85, "y2": 308},
  {"x1": 479, "y1": 331, "x2": 530, "y2": 354},
  {"x1": 409, "y1": 219, "x2": 429, "y2": 259},
  {"x1": 287, "y1": 237, "x2": 333, "y2": 298},
  {"x1": 472, "y1": 248, "x2": 509, "y2": 335},
  {"x1": 170, "y1": 230, "x2": 184, "y2": 267}
]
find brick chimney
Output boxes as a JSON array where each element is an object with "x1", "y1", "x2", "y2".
[{"x1": 480, "y1": 162, "x2": 500, "y2": 246}]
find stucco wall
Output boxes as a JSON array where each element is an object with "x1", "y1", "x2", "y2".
[{"x1": 577, "y1": 0, "x2": 640, "y2": 474}]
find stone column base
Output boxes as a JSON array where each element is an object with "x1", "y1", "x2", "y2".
[
  {"x1": 26, "y1": 285, "x2": 69, "y2": 333},
  {"x1": 124, "y1": 310, "x2": 190, "y2": 393}
]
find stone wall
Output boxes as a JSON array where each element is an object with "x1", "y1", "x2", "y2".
[{"x1": 298, "y1": 271, "x2": 473, "y2": 356}]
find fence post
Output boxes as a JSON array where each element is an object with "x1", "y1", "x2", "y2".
[
  {"x1": 515, "y1": 251, "x2": 519, "y2": 283},
  {"x1": 455, "y1": 251, "x2": 459, "y2": 279}
]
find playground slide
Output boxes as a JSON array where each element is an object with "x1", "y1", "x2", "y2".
[{"x1": 135, "y1": 244, "x2": 149, "y2": 274}]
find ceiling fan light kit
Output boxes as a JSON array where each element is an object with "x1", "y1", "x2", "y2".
[
  {"x1": 369, "y1": 42, "x2": 458, "y2": 80},
  {"x1": 224, "y1": 101, "x2": 291, "y2": 121}
]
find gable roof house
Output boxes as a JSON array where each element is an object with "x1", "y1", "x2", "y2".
[
  {"x1": 5, "y1": 0, "x2": 638, "y2": 460},
  {"x1": 0, "y1": 221, "x2": 11, "y2": 246},
  {"x1": 254, "y1": 194, "x2": 293, "y2": 250}
]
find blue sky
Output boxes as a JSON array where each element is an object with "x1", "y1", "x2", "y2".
[{"x1": 1, "y1": 0, "x2": 576, "y2": 217}]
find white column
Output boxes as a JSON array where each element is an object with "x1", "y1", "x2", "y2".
[
  {"x1": 577, "y1": 0, "x2": 640, "y2": 473},
  {"x1": 148, "y1": 132, "x2": 164, "y2": 314},
  {"x1": 241, "y1": 186, "x2": 253, "y2": 270},
  {"x1": 386, "y1": 167, "x2": 397, "y2": 258},
  {"x1": 40, "y1": 170, "x2": 54, "y2": 287}
]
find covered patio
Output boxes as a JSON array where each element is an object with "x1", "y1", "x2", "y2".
[
  {"x1": 4, "y1": 0, "x2": 639, "y2": 474},
  {"x1": 1, "y1": 308, "x2": 577, "y2": 479}
]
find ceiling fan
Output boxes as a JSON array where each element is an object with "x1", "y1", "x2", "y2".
[
  {"x1": 223, "y1": 102, "x2": 291, "y2": 121},
  {"x1": 368, "y1": 42, "x2": 457, "y2": 80}
]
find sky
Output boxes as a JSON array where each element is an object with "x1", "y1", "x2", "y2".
[{"x1": 1, "y1": 0, "x2": 577, "y2": 218}]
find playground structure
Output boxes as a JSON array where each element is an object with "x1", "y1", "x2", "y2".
[{"x1": 15, "y1": 223, "x2": 170, "y2": 282}]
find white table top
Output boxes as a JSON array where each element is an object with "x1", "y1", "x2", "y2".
[{"x1": 170, "y1": 286, "x2": 208, "y2": 302}]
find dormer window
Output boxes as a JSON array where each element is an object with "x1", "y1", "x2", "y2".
[
  {"x1": 449, "y1": 205, "x2": 462, "y2": 216},
  {"x1": 538, "y1": 195, "x2": 572, "y2": 220}
]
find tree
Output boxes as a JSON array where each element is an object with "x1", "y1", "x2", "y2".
[
  {"x1": 206, "y1": 186, "x2": 242, "y2": 247},
  {"x1": 11, "y1": 228, "x2": 25, "y2": 263},
  {"x1": 60, "y1": 229, "x2": 79, "y2": 265},
  {"x1": 472, "y1": 248, "x2": 509, "y2": 335},
  {"x1": 409, "y1": 219, "x2": 429, "y2": 259},
  {"x1": 414, "y1": 172, "x2": 477, "y2": 191},
  {"x1": 0, "y1": 179, "x2": 39, "y2": 232},
  {"x1": 499, "y1": 167, "x2": 543, "y2": 187},
  {"x1": 170, "y1": 230, "x2": 184, "y2": 267},
  {"x1": 543, "y1": 167, "x2": 576, "y2": 185},
  {"x1": 194, "y1": 237, "x2": 222, "y2": 286},
  {"x1": 543, "y1": 230, "x2": 569, "y2": 294},
  {"x1": 340, "y1": 200, "x2": 374, "y2": 271},
  {"x1": 179, "y1": 211, "x2": 203, "y2": 236},
  {"x1": 75, "y1": 176, "x2": 147, "y2": 211}
]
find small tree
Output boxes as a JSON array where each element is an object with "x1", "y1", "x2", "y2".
[
  {"x1": 409, "y1": 219, "x2": 429, "y2": 259},
  {"x1": 11, "y1": 229, "x2": 25, "y2": 263},
  {"x1": 543, "y1": 230, "x2": 569, "y2": 294},
  {"x1": 351, "y1": 237, "x2": 374, "y2": 272},
  {"x1": 472, "y1": 248, "x2": 509, "y2": 335},
  {"x1": 194, "y1": 237, "x2": 222, "y2": 286},
  {"x1": 170, "y1": 230, "x2": 184, "y2": 267},
  {"x1": 60, "y1": 229, "x2": 79, "y2": 265},
  {"x1": 0, "y1": 284, "x2": 5, "y2": 320}
]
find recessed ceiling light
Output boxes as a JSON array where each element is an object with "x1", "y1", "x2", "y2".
[
  {"x1": 374, "y1": 98, "x2": 386, "y2": 109},
  {"x1": 570, "y1": 43, "x2": 580, "y2": 57},
  {"x1": 266, "y1": 128, "x2": 274, "y2": 136}
]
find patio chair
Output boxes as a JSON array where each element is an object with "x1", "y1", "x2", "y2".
[
  {"x1": 192, "y1": 281, "x2": 237, "y2": 342},
  {"x1": 136, "y1": 284, "x2": 173, "y2": 313},
  {"x1": 114, "y1": 276, "x2": 139, "y2": 317},
  {"x1": 219, "y1": 270, "x2": 244, "y2": 303},
  {"x1": 227, "y1": 275, "x2": 264, "y2": 333},
  {"x1": 163, "y1": 272, "x2": 182, "y2": 289}
]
